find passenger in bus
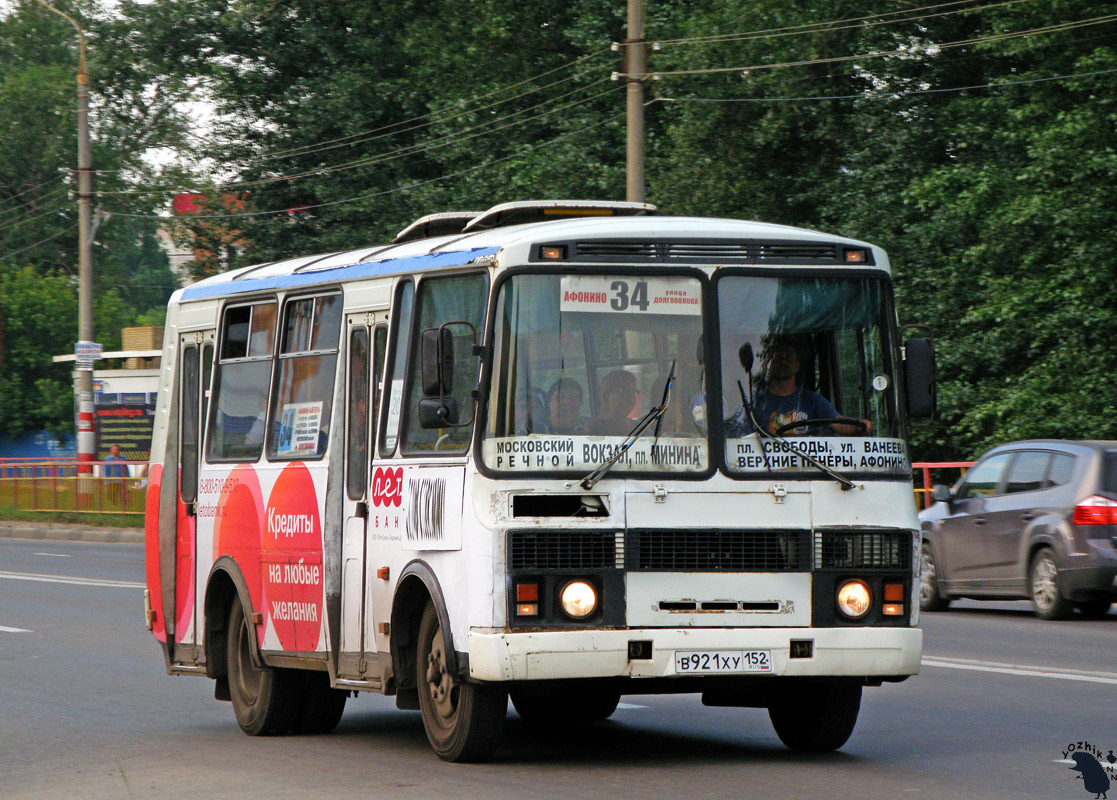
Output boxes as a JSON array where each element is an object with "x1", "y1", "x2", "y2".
[
  {"x1": 513, "y1": 389, "x2": 549, "y2": 434},
  {"x1": 726, "y1": 339, "x2": 869, "y2": 437},
  {"x1": 586, "y1": 369, "x2": 638, "y2": 436},
  {"x1": 546, "y1": 377, "x2": 586, "y2": 434}
]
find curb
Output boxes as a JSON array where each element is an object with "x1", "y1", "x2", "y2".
[{"x1": 0, "y1": 520, "x2": 144, "y2": 545}]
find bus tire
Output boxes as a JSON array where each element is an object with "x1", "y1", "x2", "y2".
[
  {"x1": 416, "y1": 603, "x2": 506, "y2": 762},
  {"x1": 510, "y1": 688, "x2": 621, "y2": 726},
  {"x1": 226, "y1": 595, "x2": 301, "y2": 736},
  {"x1": 291, "y1": 671, "x2": 348, "y2": 735},
  {"x1": 768, "y1": 683, "x2": 861, "y2": 752}
]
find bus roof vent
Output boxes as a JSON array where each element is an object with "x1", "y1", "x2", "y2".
[
  {"x1": 534, "y1": 238, "x2": 865, "y2": 265},
  {"x1": 393, "y1": 211, "x2": 483, "y2": 244},
  {"x1": 756, "y1": 242, "x2": 841, "y2": 263},
  {"x1": 463, "y1": 199, "x2": 658, "y2": 232}
]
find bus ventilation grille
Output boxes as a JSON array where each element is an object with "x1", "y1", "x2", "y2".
[
  {"x1": 815, "y1": 530, "x2": 912, "y2": 570},
  {"x1": 554, "y1": 239, "x2": 854, "y2": 265},
  {"x1": 626, "y1": 529, "x2": 811, "y2": 572},
  {"x1": 508, "y1": 531, "x2": 623, "y2": 570}
]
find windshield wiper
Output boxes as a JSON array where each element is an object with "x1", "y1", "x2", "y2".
[
  {"x1": 739, "y1": 387, "x2": 859, "y2": 492},
  {"x1": 580, "y1": 361, "x2": 675, "y2": 491}
]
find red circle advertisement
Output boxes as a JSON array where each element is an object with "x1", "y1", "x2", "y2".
[
  {"x1": 213, "y1": 465, "x2": 265, "y2": 628},
  {"x1": 263, "y1": 463, "x2": 323, "y2": 652}
]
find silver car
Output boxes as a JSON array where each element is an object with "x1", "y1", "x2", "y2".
[{"x1": 919, "y1": 440, "x2": 1117, "y2": 619}]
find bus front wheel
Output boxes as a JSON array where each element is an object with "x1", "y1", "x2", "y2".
[
  {"x1": 416, "y1": 603, "x2": 506, "y2": 762},
  {"x1": 226, "y1": 595, "x2": 301, "y2": 736},
  {"x1": 768, "y1": 683, "x2": 861, "y2": 752}
]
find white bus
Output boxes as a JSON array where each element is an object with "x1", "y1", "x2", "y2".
[{"x1": 144, "y1": 200, "x2": 936, "y2": 761}]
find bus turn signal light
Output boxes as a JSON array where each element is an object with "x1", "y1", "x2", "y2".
[{"x1": 516, "y1": 583, "x2": 539, "y2": 602}]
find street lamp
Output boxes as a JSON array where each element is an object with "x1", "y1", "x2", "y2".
[{"x1": 34, "y1": 0, "x2": 97, "y2": 478}]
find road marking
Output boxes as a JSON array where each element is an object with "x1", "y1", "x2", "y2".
[
  {"x1": 0, "y1": 570, "x2": 144, "y2": 590},
  {"x1": 616, "y1": 703, "x2": 648, "y2": 710},
  {"x1": 34, "y1": 553, "x2": 71, "y2": 558},
  {"x1": 0, "y1": 625, "x2": 30, "y2": 633},
  {"x1": 922, "y1": 656, "x2": 1117, "y2": 686}
]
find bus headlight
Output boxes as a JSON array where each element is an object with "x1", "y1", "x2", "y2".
[
  {"x1": 559, "y1": 580, "x2": 598, "y2": 619},
  {"x1": 837, "y1": 580, "x2": 871, "y2": 619}
]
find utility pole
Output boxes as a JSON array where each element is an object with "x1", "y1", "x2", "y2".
[
  {"x1": 624, "y1": 0, "x2": 646, "y2": 203},
  {"x1": 35, "y1": 1, "x2": 96, "y2": 478}
]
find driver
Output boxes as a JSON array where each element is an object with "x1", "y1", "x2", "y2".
[{"x1": 726, "y1": 339, "x2": 869, "y2": 436}]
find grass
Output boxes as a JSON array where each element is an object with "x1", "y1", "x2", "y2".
[{"x1": 0, "y1": 506, "x2": 142, "y2": 528}]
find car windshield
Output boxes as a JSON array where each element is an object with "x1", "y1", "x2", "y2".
[
  {"x1": 481, "y1": 272, "x2": 708, "y2": 475},
  {"x1": 717, "y1": 274, "x2": 909, "y2": 476}
]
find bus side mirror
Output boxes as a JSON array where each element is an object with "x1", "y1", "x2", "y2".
[
  {"x1": 738, "y1": 342, "x2": 754, "y2": 372},
  {"x1": 904, "y1": 337, "x2": 936, "y2": 420},
  {"x1": 421, "y1": 326, "x2": 454, "y2": 396},
  {"x1": 419, "y1": 396, "x2": 460, "y2": 427}
]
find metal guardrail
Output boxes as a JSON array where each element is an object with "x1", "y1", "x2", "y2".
[
  {"x1": 0, "y1": 459, "x2": 147, "y2": 515},
  {"x1": 912, "y1": 461, "x2": 975, "y2": 509}
]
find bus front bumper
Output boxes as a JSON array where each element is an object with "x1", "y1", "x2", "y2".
[{"x1": 467, "y1": 626, "x2": 922, "y2": 683}]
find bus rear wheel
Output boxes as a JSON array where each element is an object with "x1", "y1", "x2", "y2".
[
  {"x1": 291, "y1": 671, "x2": 348, "y2": 734},
  {"x1": 226, "y1": 595, "x2": 301, "y2": 736},
  {"x1": 416, "y1": 603, "x2": 506, "y2": 762},
  {"x1": 510, "y1": 688, "x2": 621, "y2": 726},
  {"x1": 768, "y1": 683, "x2": 861, "y2": 752}
]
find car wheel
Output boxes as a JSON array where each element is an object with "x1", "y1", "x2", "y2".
[
  {"x1": 416, "y1": 603, "x2": 507, "y2": 762},
  {"x1": 226, "y1": 595, "x2": 302, "y2": 735},
  {"x1": 768, "y1": 683, "x2": 861, "y2": 752},
  {"x1": 511, "y1": 688, "x2": 621, "y2": 727},
  {"x1": 920, "y1": 542, "x2": 951, "y2": 612},
  {"x1": 1075, "y1": 600, "x2": 1113, "y2": 619},
  {"x1": 1028, "y1": 548, "x2": 1072, "y2": 620}
]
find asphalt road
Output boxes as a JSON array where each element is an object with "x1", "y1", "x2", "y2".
[{"x1": 1, "y1": 537, "x2": 1113, "y2": 800}]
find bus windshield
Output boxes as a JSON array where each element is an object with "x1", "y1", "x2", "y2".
[
  {"x1": 482, "y1": 272, "x2": 709, "y2": 475},
  {"x1": 717, "y1": 274, "x2": 909, "y2": 476}
]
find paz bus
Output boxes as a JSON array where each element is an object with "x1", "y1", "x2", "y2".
[{"x1": 144, "y1": 199, "x2": 936, "y2": 762}]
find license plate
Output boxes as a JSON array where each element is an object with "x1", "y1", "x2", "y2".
[{"x1": 674, "y1": 650, "x2": 772, "y2": 674}]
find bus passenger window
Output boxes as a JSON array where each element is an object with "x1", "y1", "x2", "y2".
[
  {"x1": 268, "y1": 294, "x2": 343, "y2": 460},
  {"x1": 208, "y1": 300, "x2": 277, "y2": 462}
]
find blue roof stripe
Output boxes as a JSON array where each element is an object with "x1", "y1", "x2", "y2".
[{"x1": 180, "y1": 246, "x2": 499, "y2": 301}]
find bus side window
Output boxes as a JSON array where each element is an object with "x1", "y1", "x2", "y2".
[
  {"x1": 268, "y1": 294, "x2": 343, "y2": 460},
  {"x1": 380, "y1": 281, "x2": 414, "y2": 457},
  {"x1": 180, "y1": 345, "x2": 199, "y2": 503},
  {"x1": 209, "y1": 300, "x2": 276, "y2": 462},
  {"x1": 401, "y1": 272, "x2": 488, "y2": 454}
]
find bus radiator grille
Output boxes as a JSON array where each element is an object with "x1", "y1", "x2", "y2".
[
  {"x1": 626, "y1": 529, "x2": 811, "y2": 572},
  {"x1": 508, "y1": 531, "x2": 623, "y2": 570}
]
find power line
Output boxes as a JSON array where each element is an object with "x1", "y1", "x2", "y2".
[
  {"x1": 103, "y1": 110, "x2": 629, "y2": 222},
  {"x1": 0, "y1": 172, "x2": 68, "y2": 213},
  {"x1": 0, "y1": 222, "x2": 79, "y2": 261},
  {"x1": 252, "y1": 47, "x2": 615, "y2": 163},
  {"x1": 651, "y1": 14, "x2": 1117, "y2": 78},
  {"x1": 98, "y1": 81, "x2": 621, "y2": 197},
  {"x1": 0, "y1": 201, "x2": 72, "y2": 233},
  {"x1": 657, "y1": 66, "x2": 1117, "y2": 103},
  {"x1": 655, "y1": 0, "x2": 1035, "y2": 47}
]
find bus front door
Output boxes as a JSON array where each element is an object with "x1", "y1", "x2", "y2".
[
  {"x1": 174, "y1": 330, "x2": 213, "y2": 663},
  {"x1": 339, "y1": 315, "x2": 385, "y2": 680}
]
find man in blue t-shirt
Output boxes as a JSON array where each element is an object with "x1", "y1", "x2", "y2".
[{"x1": 725, "y1": 340, "x2": 869, "y2": 436}]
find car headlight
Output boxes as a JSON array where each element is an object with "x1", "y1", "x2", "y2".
[
  {"x1": 837, "y1": 580, "x2": 872, "y2": 619},
  {"x1": 559, "y1": 580, "x2": 598, "y2": 619}
]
